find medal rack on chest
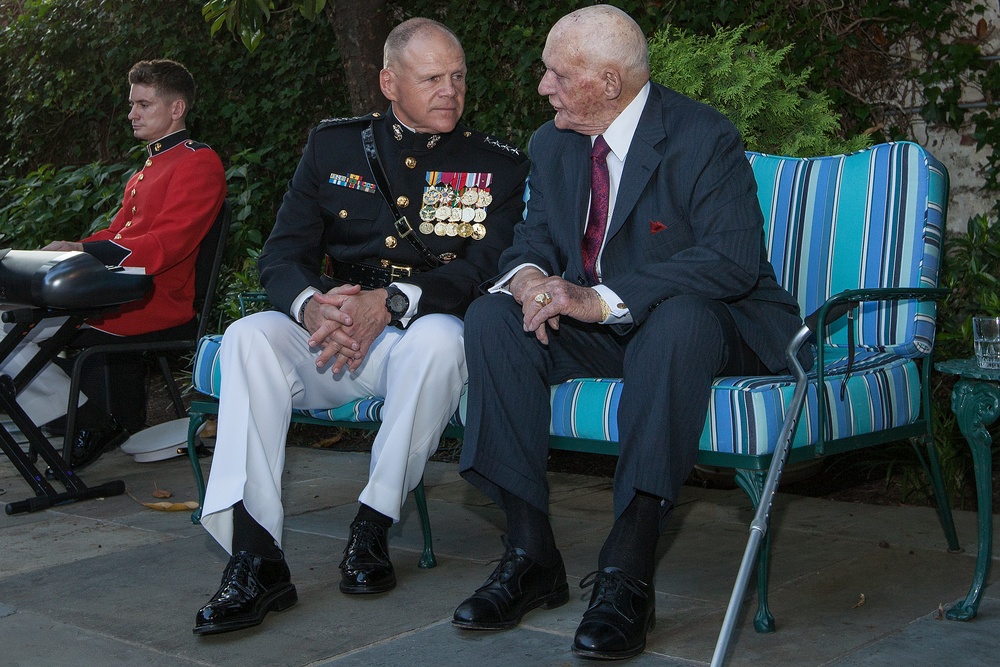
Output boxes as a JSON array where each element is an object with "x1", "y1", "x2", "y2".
[{"x1": 419, "y1": 171, "x2": 493, "y2": 240}]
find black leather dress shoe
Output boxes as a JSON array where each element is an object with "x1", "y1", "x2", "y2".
[
  {"x1": 45, "y1": 418, "x2": 130, "y2": 479},
  {"x1": 193, "y1": 550, "x2": 298, "y2": 635},
  {"x1": 339, "y1": 519, "x2": 396, "y2": 594},
  {"x1": 452, "y1": 536, "x2": 569, "y2": 630},
  {"x1": 572, "y1": 567, "x2": 655, "y2": 660},
  {"x1": 69, "y1": 418, "x2": 130, "y2": 469}
]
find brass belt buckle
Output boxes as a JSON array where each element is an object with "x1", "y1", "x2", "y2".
[{"x1": 388, "y1": 263, "x2": 413, "y2": 279}]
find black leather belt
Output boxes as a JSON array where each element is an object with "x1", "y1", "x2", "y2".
[{"x1": 326, "y1": 258, "x2": 417, "y2": 290}]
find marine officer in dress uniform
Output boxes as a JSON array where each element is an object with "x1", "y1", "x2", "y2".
[{"x1": 194, "y1": 17, "x2": 529, "y2": 635}]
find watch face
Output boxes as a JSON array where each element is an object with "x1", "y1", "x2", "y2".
[{"x1": 387, "y1": 292, "x2": 408, "y2": 317}]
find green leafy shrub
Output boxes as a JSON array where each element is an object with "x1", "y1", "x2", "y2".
[
  {"x1": 937, "y1": 213, "x2": 1000, "y2": 353},
  {"x1": 649, "y1": 24, "x2": 869, "y2": 157},
  {"x1": 0, "y1": 159, "x2": 134, "y2": 249},
  {"x1": 929, "y1": 214, "x2": 1000, "y2": 507}
]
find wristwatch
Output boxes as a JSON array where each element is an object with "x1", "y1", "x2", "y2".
[{"x1": 384, "y1": 285, "x2": 410, "y2": 323}]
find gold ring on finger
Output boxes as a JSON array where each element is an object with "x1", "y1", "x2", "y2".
[{"x1": 534, "y1": 292, "x2": 553, "y2": 306}]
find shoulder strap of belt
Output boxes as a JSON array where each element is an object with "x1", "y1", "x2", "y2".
[{"x1": 361, "y1": 123, "x2": 442, "y2": 269}]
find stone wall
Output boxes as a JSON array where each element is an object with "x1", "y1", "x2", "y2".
[{"x1": 915, "y1": 2, "x2": 999, "y2": 232}]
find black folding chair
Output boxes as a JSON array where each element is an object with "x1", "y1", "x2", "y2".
[{"x1": 60, "y1": 200, "x2": 232, "y2": 460}]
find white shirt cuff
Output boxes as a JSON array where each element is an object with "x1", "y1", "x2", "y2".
[
  {"x1": 391, "y1": 281, "x2": 422, "y2": 327},
  {"x1": 488, "y1": 263, "x2": 548, "y2": 295},
  {"x1": 291, "y1": 287, "x2": 322, "y2": 324},
  {"x1": 592, "y1": 285, "x2": 631, "y2": 324}
]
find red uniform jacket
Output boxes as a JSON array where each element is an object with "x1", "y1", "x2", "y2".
[{"x1": 82, "y1": 130, "x2": 226, "y2": 336}]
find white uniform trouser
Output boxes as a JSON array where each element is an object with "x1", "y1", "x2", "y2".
[
  {"x1": 1, "y1": 317, "x2": 84, "y2": 426},
  {"x1": 200, "y1": 310, "x2": 467, "y2": 553}
]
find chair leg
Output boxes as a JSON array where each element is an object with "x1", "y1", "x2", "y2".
[
  {"x1": 734, "y1": 468, "x2": 776, "y2": 633},
  {"x1": 187, "y1": 412, "x2": 209, "y2": 525},
  {"x1": 412, "y1": 478, "x2": 436, "y2": 568},
  {"x1": 157, "y1": 355, "x2": 187, "y2": 419},
  {"x1": 910, "y1": 434, "x2": 961, "y2": 552}
]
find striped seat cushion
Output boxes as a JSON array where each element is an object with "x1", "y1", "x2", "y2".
[
  {"x1": 193, "y1": 335, "x2": 918, "y2": 456},
  {"x1": 193, "y1": 334, "x2": 465, "y2": 425},
  {"x1": 546, "y1": 352, "x2": 920, "y2": 455}
]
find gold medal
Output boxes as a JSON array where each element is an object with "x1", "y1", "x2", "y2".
[
  {"x1": 419, "y1": 205, "x2": 436, "y2": 222},
  {"x1": 477, "y1": 190, "x2": 493, "y2": 207},
  {"x1": 448, "y1": 207, "x2": 463, "y2": 223},
  {"x1": 435, "y1": 205, "x2": 451, "y2": 221},
  {"x1": 446, "y1": 222, "x2": 459, "y2": 236},
  {"x1": 461, "y1": 188, "x2": 479, "y2": 206},
  {"x1": 434, "y1": 222, "x2": 448, "y2": 236},
  {"x1": 419, "y1": 221, "x2": 435, "y2": 235},
  {"x1": 474, "y1": 208, "x2": 487, "y2": 223},
  {"x1": 461, "y1": 206, "x2": 476, "y2": 223},
  {"x1": 458, "y1": 222, "x2": 473, "y2": 237},
  {"x1": 471, "y1": 223, "x2": 487, "y2": 240},
  {"x1": 423, "y1": 188, "x2": 441, "y2": 205}
]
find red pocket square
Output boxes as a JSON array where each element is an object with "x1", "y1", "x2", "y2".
[{"x1": 650, "y1": 220, "x2": 667, "y2": 234}]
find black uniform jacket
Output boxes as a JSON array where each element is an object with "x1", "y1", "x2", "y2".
[{"x1": 259, "y1": 109, "x2": 530, "y2": 321}]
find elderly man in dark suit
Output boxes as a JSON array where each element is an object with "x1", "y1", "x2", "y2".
[{"x1": 453, "y1": 5, "x2": 802, "y2": 660}]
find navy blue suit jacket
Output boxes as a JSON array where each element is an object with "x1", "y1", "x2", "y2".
[{"x1": 497, "y1": 83, "x2": 801, "y2": 372}]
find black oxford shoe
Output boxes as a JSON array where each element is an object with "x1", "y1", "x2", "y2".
[
  {"x1": 70, "y1": 417, "x2": 130, "y2": 469},
  {"x1": 45, "y1": 418, "x2": 131, "y2": 479},
  {"x1": 339, "y1": 519, "x2": 396, "y2": 594},
  {"x1": 572, "y1": 567, "x2": 655, "y2": 660},
  {"x1": 453, "y1": 536, "x2": 569, "y2": 630},
  {"x1": 193, "y1": 550, "x2": 298, "y2": 635}
]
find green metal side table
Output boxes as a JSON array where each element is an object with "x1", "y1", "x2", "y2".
[{"x1": 935, "y1": 357, "x2": 1000, "y2": 621}]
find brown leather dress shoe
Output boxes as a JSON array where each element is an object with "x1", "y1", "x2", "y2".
[
  {"x1": 572, "y1": 567, "x2": 655, "y2": 660},
  {"x1": 339, "y1": 519, "x2": 396, "y2": 594},
  {"x1": 453, "y1": 536, "x2": 569, "y2": 630},
  {"x1": 193, "y1": 550, "x2": 298, "y2": 635}
]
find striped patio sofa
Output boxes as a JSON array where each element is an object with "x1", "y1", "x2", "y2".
[{"x1": 187, "y1": 141, "x2": 959, "y2": 629}]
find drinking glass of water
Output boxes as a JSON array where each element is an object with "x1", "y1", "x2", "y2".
[{"x1": 973, "y1": 316, "x2": 1000, "y2": 369}]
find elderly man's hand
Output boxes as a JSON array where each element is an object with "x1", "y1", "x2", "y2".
[{"x1": 511, "y1": 268, "x2": 605, "y2": 345}]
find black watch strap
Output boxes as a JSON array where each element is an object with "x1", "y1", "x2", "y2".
[{"x1": 384, "y1": 285, "x2": 409, "y2": 322}]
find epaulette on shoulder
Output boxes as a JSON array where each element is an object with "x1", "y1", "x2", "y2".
[
  {"x1": 183, "y1": 139, "x2": 212, "y2": 151},
  {"x1": 317, "y1": 112, "x2": 379, "y2": 131},
  {"x1": 466, "y1": 128, "x2": 524, "y2": 160}
]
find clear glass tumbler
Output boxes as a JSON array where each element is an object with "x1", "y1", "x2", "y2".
[{"x1": 973, "y1": 316, "x2": 1000, "y2": 369}]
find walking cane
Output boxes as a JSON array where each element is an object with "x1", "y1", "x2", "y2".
[{"x1": 710, "y1": 300, "x2": 857, "y2": 667}]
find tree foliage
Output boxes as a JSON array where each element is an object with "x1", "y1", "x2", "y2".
[{"x1": 649, "y1": 24, "x2": 869, "y2": 156}]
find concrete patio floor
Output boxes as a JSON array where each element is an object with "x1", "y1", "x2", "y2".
[{"x1": 1, "y1": 440, "x2": 997, "y2": 666}]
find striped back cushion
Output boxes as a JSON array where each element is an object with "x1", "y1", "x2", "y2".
[
  {"x1": 748, "y1": 141, "x2": 947, "y2": 358},
  {"x1": 193, "y1": 334, "x2": 224, "y2": 396}
]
